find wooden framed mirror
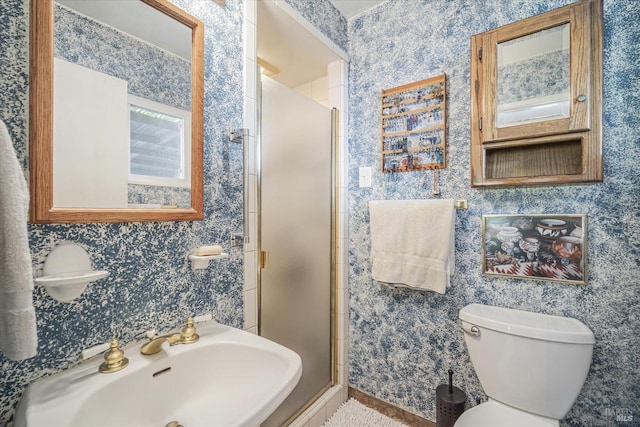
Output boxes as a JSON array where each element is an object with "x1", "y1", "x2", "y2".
[
  {"x1": 470, "y1": 0, "x2": 602, "y2": 187},
  {"x1": 29, "y1": 0, "x2": 204, "y2": 223}
]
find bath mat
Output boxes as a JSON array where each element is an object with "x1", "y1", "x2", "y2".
[{"x1": 322, "y1": 398, "x2": 408, "y2": 427}]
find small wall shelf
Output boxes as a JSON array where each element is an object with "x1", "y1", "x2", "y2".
[
  {"x1": 381, "y1": 74, "x2": 447, "y2": 173},
  {"x1": 35, "y1": 270, "x2": 109, "y2": 287},
  {"x1": 36, "y1": 243, "x2": 109, "y2": 302},
  {"x1": 188, "y1": 253, "x2": 229, "y2": 270}
]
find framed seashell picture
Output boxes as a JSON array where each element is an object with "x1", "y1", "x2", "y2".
[{"x1": 482, "y1": 214, "x2": 587, "y2": 285}]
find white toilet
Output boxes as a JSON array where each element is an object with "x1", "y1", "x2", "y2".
[{"x1": 455, "y1": 303, "x2": 595, "y2": 427}]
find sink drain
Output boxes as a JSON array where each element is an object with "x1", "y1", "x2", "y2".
[{"x1": 165, "y1": 421, "x2": 183, "y2": 427}]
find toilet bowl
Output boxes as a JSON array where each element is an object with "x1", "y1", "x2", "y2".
[
  {"x1": 455, "y1": 304, "x2": 595, "y2": 427},
  {"x1": 455, "y1": 399, "x2": 558, "y2": 427}
]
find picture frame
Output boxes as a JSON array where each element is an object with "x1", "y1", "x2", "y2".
[{"x1": 482, "y1": 214, "x2": 587, "y2": 285}]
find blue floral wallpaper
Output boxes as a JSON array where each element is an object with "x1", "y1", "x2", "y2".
[
  {"x1": 0, "y1": 0, "x2": 245, "y2": 424},
  {"x1": 347, "y1": 0, "x2": 639, "y2": 426},
  {"x1": 54, "y1": 4, "x2": 191, "y2": 111},
  {"x1": 127, "y1": 184, "x2": 191, "y2": 209},
  {"x1": 498, "y1": 49, "x2": 570, "y2": 104}
]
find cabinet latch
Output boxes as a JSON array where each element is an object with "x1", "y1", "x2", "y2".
[
  {"x1": 478, "y1": 47, "x2": 483, "y2": 61},
  {"x1": 479, "y1": 117, "x2": 483, "y2": 131}
]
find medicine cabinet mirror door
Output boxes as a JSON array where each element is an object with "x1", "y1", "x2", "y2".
[
  {"x1": 29, "y1": 0, "x2": 204, "y2": 223},
  {"x1": 470, "y1": 0, "x2": 603, "y2": 187}
]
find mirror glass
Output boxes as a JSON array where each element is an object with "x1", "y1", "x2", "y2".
[
  {"x1": 496, "y1": 23, "x2": 570, "y2": 128},
  {"x1": 53, "y1": 0, "x2": 192, "y2": 209}
]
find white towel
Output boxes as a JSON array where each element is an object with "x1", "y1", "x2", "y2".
[
  {"x1": 369, "y1": 199, "x2": 456, "y2": 294},
  {"x1": 0, "y1": 120, "x2": 38, "y2": 360}
]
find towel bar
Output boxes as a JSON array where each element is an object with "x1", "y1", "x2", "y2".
[{"x1": 455, "y1": 200, "x2": 468, "y2": 210}]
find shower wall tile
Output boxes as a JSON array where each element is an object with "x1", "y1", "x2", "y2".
[
  {"x1": 0, "y1": 0, "x2": 245, "y2": 423},
  {"x1": 244, "y1": 288, "x2": 257, "y2": 330},
  {"x1": 245, "y1": 0, "x2": 257, "y2": 25},
  {"x1": 248, "y1": 131, "x2": 258, "y2": 175},
  {"x1": 347, "y1": 0, "x2": 640, "y2": 425},
  {"x1": 312, "y1": 76, "x2": 329, "y2": 102},
  {"x1": 246, "y1": 212, "x2": 258, "y2": 253},
  {"x1": 328, "y1": 56, "x2": 350, "y2": 391},
  {"x1": 243, "y1": 0, "x2": 259, "y2": 331},
  {"x1": 244, "y1": 250, "x2": 258, "y2": 292},
  {"x1": 245, "y1": 19, "x2": 257, "y2": 61},
  {"x1": 245, "y1": 57, "x2": 258, "y2": 101},
  {"x1": 248, "y1": 172, "x2": 257, "y2": 213}
]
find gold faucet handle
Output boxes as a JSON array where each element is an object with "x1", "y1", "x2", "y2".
[
  {"x1": 180, "y1": 317, "x2": 199, "y2": 344},
  {"x1": 99, "y1": 339, "x2": 129, "y2": 373}
]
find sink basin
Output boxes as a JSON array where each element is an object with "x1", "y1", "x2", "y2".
[{"x1": 15, "y1": 322, "x2": 302, "y2": 427}]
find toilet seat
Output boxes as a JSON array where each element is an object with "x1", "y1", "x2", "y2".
[{"x1": 454, "y1": 400, "x2": 559, "y2": 427}]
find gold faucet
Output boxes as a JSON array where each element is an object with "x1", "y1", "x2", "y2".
[
  {"x1": 99, "y1": 339, "x2": 129, "y2": 373},
  {"x1": 140, "y1": 317, "x2": 200, "y2": 355}
]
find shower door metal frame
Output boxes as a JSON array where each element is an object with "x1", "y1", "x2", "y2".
[{"x1": 256, "y1": 75, "x2": 339, "y2": 424}]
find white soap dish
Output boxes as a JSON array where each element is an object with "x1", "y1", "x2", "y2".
[
  {"x1": 35, "y1": 270, "x2": 109, "y2": 287},
  {"x1": 188, "y1": 253, "x2": 229, "y2": 270},
  {"x1": 36, "y1": 243, "x2": 109, "y2": 302}
]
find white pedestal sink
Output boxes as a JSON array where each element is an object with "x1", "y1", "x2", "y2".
[{"x1": 15, "y1": 321, "x2": 302, "y2": 427}]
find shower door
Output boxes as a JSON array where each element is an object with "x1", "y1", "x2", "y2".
[{"x1": 259, "y1": 76, "x2": 334, "y2": 426}]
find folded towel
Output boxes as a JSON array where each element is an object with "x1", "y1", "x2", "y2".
[
  {"x1": 369, "y1": 199, "x2": 456, "y2": 294},
  {"x1": 0, "y1": 120, "x2": 38, "y2": 360}
]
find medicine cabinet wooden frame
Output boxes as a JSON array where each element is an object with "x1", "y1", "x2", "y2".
[{"x1": 470, "y1": 0, "x2": 603, "y2": 187}]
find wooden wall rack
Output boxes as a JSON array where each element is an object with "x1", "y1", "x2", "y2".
[{"x1": 381, "y1": 74, "x2": 446, "y2": 173}]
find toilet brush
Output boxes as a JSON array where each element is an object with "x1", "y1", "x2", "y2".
[{"x1": 436, "y1": 369, "x2": 467, "y2": 427}]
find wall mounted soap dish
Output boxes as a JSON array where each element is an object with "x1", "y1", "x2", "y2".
[
  {"x1": 188, "y1": 253, "x2": 229, "y2": 270},
  {"x1": 35, "y1": 243, "x2": 109, "y2": 302}
]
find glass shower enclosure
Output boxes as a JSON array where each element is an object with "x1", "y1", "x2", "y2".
[{"x1": 259, "y1": 76, "x2": 335, "y2": 426}]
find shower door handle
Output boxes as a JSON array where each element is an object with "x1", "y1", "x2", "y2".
[{"x1": 260, "y1": 251, "x2": 269, "y2": 269}]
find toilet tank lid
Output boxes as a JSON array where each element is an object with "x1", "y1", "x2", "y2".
[{"x1": 459, "y1": 304, "x2": 595, "y2": 344}]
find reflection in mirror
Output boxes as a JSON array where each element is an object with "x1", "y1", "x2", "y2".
[
  {"x1": 496, "y1": 23, "x2": 570, "y2": 128},
  {"x1": 30, "y1": 0, "x2": 204, "y2": 223},
  {"x1": 128, "y1": 94, "x2": 191, "y2": 209},
  {"x1": 53, "y1": 0, "x2": 192, "y2": 209}
]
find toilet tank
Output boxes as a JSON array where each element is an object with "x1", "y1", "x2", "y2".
[{"x1": 459, "y1": 304, "x2": 595, "y2": 420}]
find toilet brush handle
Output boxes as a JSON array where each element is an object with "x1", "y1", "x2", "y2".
[{"x1": 448, "y1": 369, "x2": 454, "y2": 394}]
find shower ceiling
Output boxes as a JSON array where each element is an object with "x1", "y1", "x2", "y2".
[
  {"x1": 257, "y1": 0, "x2": 385, "y2": 88},
  {"x1": 257, "y1": 0, "x2": 338, "y2": 88}
]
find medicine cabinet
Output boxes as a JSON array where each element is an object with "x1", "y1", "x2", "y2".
[{"x1": 470, "y1": 0, "x2": 602, "y2": 187}]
